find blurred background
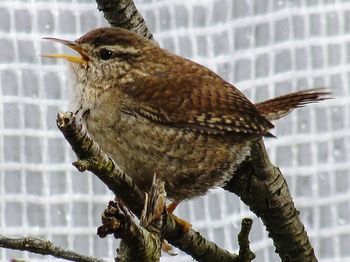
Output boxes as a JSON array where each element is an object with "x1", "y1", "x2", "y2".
[{"x1": 0, "y1": 0, "x2": 349, "y2": 261}]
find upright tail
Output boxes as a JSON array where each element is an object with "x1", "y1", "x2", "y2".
[{"x1": 255, "y1": 88, "x2": 331, "y2": 121}]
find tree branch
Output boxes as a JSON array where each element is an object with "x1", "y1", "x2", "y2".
[
  {"x1": 97, "y1": 192, "x2": 163, "y2": 261},
  {"x1": 97, "y1": 176, "x2": 166, "y2": 261},
  {"x1": 0, "y1": 235, "x2": 104, "y2": 262},
  {"x1": 95, "y1": 0, "x2": 156, "y2": 43},
  {"x1": 224, "y1": 140, "x2": 316, "y2": 261},
  {"x1": 237, "y1": 218, "x2": 255, "y2": 262}
]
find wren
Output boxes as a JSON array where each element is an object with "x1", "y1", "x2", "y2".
[{"x1": 43, "y1": 27, "x2": 330, "y2": 202}]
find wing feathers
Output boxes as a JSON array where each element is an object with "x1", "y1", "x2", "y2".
[{"x1": 122, "y1": 54, "x2": 273, "y2": 138}]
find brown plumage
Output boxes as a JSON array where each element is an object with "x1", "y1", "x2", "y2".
[
  {"x1": 256, "y1": 88, "x2": 330, "y2": 121},
  {"x1": 44, "y1": 27, "x2": 331, "y2": 202}
]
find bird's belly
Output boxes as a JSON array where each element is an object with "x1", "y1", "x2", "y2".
[{"x1": 85, "y1": 115, "x2": 251, "y2": 201}]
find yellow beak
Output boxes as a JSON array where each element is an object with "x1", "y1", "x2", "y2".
[{"x1": 41, "y1": 37, "x2": 89, "y2": 64}]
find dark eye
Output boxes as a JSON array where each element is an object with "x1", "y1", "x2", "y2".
[{"x1": 99, "y1": 49, "x2": 114, "y2": 60}]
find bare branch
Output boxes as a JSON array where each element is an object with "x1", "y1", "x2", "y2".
[
  {"x1": 0, "y1": 235, "x2": 104, "y2": 262},
  {"x1": 95, "y1": 0, "x2": 156, "y2": 43},
  {"x1": 237, "y1": 218, "x2": 255, "y2": 262},
  {"x1": 97, "y1": 176, "x2": 166, "y2": 261},
  {"x1": 97, "y1": 198, "x2": 162, "y2": 262},
  {"x1": 224, "y1": 140, "x2": 317, "y2": 261}
]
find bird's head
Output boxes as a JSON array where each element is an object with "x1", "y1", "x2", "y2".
[
  {"x1": 43, "y1": 27, "x2": 157, "y2": 88},
  {"x1": 42, "y1": 27, "x2": 160, "y2": 112}
]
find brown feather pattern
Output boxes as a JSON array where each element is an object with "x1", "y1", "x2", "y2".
[
  {"x1": 255, "y1": 88, "x2": 331, "y2": 121},
  {"x1": 122, "y1": 53, "x2": 274, "y2": 138}
]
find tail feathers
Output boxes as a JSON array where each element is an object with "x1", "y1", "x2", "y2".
[{"x1": 256, "y1": 88, "x2": 331, "y2": 121}]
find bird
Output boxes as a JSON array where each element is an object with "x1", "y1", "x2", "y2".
[{"x1": 43, "y1": 27, "x2": 330, "y2": 203}]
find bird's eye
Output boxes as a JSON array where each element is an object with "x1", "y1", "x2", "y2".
[{"x1": 99, "y1": 49, "x2": 114, "y2": 60}]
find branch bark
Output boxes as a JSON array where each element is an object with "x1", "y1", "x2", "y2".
[
  {"x1": 97, "y1": 195, "x2": 163, "y2": 261},
  {"x1": 95, "y1": 0, "x2": 156, "y2": 43},
  {"x1": 224, "y1": 140, "x2": 316, "y2": 261},
  {"x1": 96, "y1": 175, "x2": 166, "y2": 262},
  {"x1": 94, "y1": 1, "x2": 318, "y2": 261},
  {"x1": 0, "y1": 235, "x2": 104, "y2": 262},
  {"x1": 237, "y1": 218, "x2": 255, "y2": 262}
]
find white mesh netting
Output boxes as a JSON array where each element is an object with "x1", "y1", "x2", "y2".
[{"x1": 0, "y1": 0, "x2": 349, "y2": 261}]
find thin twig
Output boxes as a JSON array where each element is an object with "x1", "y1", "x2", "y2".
[
  {"x1": 0, "y1": 235, "x2": 104, "y2": 262},
  {"x1": 237, "y1": 218, "x2": 255, "y2": 262}
]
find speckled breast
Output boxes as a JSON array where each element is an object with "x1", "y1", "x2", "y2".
[{"x1": 84, "y1": 105, "x2": 251, "y2": 201}]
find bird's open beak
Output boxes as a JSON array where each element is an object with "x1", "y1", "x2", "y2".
[{"x1": 41, "y1": 37, "x2": 89, "y2": 64}]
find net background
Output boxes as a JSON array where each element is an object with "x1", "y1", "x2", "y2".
[{"x1": 0, "y1": 0, "x2": 349, "y2": 261}]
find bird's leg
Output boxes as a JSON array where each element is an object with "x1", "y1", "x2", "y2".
[
  {"x1": 166, "y1": 202, "x2": 192, "y2": 234},
  {"x1": 173, "y1": 216, "x2": 192, "y2": 234},
  {"x1": 161, "y1": 202, "x2": 191, "y2": 255},
  {"x1": 166, "y1": 202, "x2": 179, "y2": 213}
]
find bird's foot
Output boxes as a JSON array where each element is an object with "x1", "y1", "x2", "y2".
[
  {"x1": 161, "y1": 240, "x2": 177, "y2": 256},
  {"x1": 173, "y1": 215, "x2": 192, "y2": 234},
  {"x1": 166, "y1": 202, "x2": 192, "y2": 234},
  {"x1": 166, "y1": 202, "x2": 178, "y2": 214}
]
